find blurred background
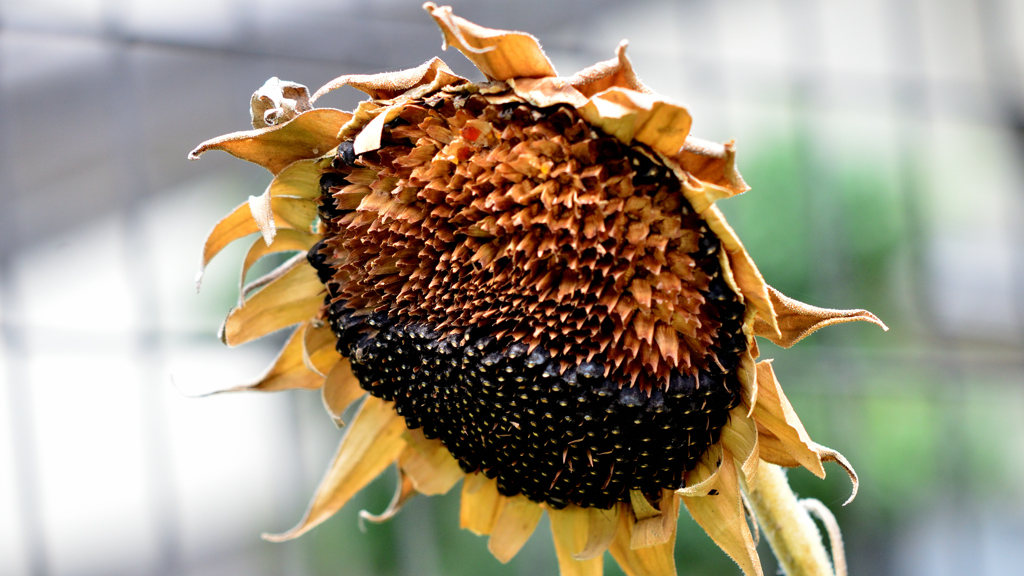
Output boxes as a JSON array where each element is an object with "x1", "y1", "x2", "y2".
[{"x1": 1, "y1": 0, "x2": 1023, "y2": 575}]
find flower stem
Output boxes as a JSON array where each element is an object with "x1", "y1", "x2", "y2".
[{"x1": 744, "y1": 462, "x2": 835, "y2": 576}]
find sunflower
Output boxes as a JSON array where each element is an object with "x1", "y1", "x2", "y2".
[{"x1": 189, "y1": 5, "x2": 886, "y2": 575}]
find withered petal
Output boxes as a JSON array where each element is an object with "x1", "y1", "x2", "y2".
[
  {"x1": 423, "y1": 3, "x2": 558, "y2": 81},
  {"x1": 681, "y1": 456, "x2": 763, "y2": 576},
  {"x1": 630, "y1": 489, "x2": 678, "y2": 550},
  {"x1": 359, "y1": 469, "x2": 417, "y2": 524},
  {"x1": 189, "y1": 108, "x2": 351, "y2": 175},
  {"x1": 312, "y1": 57, "x2": 466, "y2": 103},
  {"x1": 263, "y1": 395, "x2": 407, "y2": 541},
  {"x1": 568, "y1": 41, "x2": 652, "y2": 98},
  {"x1": 460, "y1": 472, "x2": 504, "y2": 535},
  {"x1": 487, "y1": 495, "x2": 545, "y2": 563},
  {"x1": 221, "y1": 257, "x2": 323, "y2": 347},
  {"x1": 674, "y1": 137, "x2": 750, "y2": 196},
  {"x1": 608, "y1": 502, "x2": 676, "y2": 576},
  {"x1": 239, "y1": 229, "x2": 319, "y2": 299},
  {"x1": 548, "y1": 505, "x2": 604, "y2": 576},
  {"x1": 754, "y1": 285, "x2": 889, "y2": 348},
  {"x1": 321, "y1": 359, "x2": 365, "y2": 427},
  {"x1": 398, "y1": 428, "x2": 464, "y2": 495},
  {"x1": 573, "y1": 506, "x2": 620, "y2": 560}
]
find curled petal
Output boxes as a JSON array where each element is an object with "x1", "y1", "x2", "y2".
[
  {"x1": 721, "y1": 405, "x2": 760, "y2": 491},
  {"x1": 630, "y1": 489, "x2": 679, "y2": 549},
  {"x1": 250, "y1": 77, "x2": 312, "y2": 129},
  {"x1": 579, "y1": 87, "x2": 692, "y2": 159},
  {"x1": 197, "y1": 200, "x2": 261, "y2": 290},
  {"x1": 608, "y1": 500, "x2": 675, "y2": 576},
  {"x1": 487, "y1": 494, "x2": 544, "y2": 563},
  {"x1": 302, "y1": 322, "x2": 341, "y2": 376},
  {"x1": 359, "y1": 469, "x2": 417, "y2": 525},
  {"x1": 423, "y1": 2, "x2": 557, "y2": 80},
  {"x1": 264, "y1": 396, "x2": 407, "y2": 541},
  {"x1": 677, "y1": 439, "x2": 723, "y2": 497},
  {"x1": 754, "y1": 285, "x2": 889, "y2": 348},
  {"x1": 189, "y1": 108, "x2": 351, "y2": 175},
  {"x1": 629, "y1": 489, "x2": 661, "y2": 520},
  {"x1": 198, "y1": 182, "x2": 322, "y2": 291},
  {"x1": 312, "y1": 57, "x2": 465, "y2": 102},
  {"x1": 818, "y1": 446, "x2": 859, "y2": 506},
  {"x1": 737, "y1": 346, "x2": 758, "y2": 417},
  {"x1": 568, "y1": 41, "x2": 651, "y2": 98},
  {"x1": 548, "y1": 505, "x2": 603, "y2": 576},
  {"x1": 354, "y1": 103, "x2": 410, "y2": 155},
  {"x1": 249, "y1": 194, "x2": 318, "y2": 250},
  {"x1": 269, "y1": 157, "x2": 330, "y2": 199},
  {"x1": 574, "y1": 506, "x2": 620, "y2": 560},
  {"x1": 702, "y1": 205, "x2": 777, "y2": 336},
  {"x1": 754, "y1": 363, "x2": 863, "y2": 504},
  {"x1": 673, "y1": 137, "x2": 750, "y2": 196}
]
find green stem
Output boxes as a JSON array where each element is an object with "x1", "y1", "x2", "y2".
[{"x1": 744, "y1": 462, "x2": 835, "y2": 576}]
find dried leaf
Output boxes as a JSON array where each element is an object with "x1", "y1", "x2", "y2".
[
  {"x1": 250, "y1": 77, "x2": 312, "y2": 129},
  {"x1": 264, "y1": 396, "x2": 407, "y2": 541},
  {"x1": 754, "y1": 285, "x2": 888, "y2": 348}
]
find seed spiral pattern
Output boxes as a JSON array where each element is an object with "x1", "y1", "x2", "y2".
[{"x1": 305, "y1": 92, "x2": 748, "y2": 508}]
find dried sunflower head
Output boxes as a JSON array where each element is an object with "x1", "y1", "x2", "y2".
[{"x1": 189, "y1": 5, "x2": 887, "y2": 575}]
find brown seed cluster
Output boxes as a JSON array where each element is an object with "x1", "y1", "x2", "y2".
[{"x1": 307, "y1": 90, "x2": 748, "y2": 508}]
